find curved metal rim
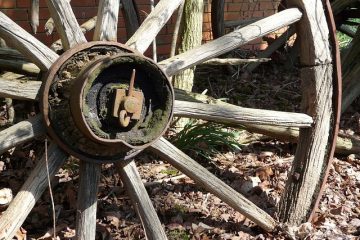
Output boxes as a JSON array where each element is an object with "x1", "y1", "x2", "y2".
[
  {"x1": 40, "y1": 41, "x2": 144, "y2": 163},
  {"x1": 70, "y1": 53, "x2": 175, "y2": 150}
]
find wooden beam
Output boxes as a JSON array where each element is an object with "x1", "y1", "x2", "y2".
[
  {"x1": 0, "y1": 12, "x2": 58, "y2": 71},
  {"x1": 245, "y1": 26, "x2": 296, "y2": 73},
  {"x1": 0, "y1": 114, "x2": 45, "y2": 154},
  {"x1": 76, "y1": 162, "x2": 101, "y2": 240},
  {"x1": 51, "y1": 16, "x2": 97, "y2": 53},
  {"x1": 117, "y1": 161, "x2": 167, "y2": 240},
  {"x1": 46, "y1": 0, "x2": 87, "y2": 50},
  {"x1": 224, "y1": 17, "x2": 262, "y2": 28},
  {"x1": 278, "y1": 0, "x2": 335, "y2": 225},
  {"x1": 150, "y1": 137, "x2": 277, "y2": 232},
  {"x1": 121, "y1": 0, "x2": 140, "y2": 39},
  {"x1": 0, "y1": 59, "x2": 40, "y2": 76},
  {"x1": 174, "y1": 89, "x2": 360, "y2": 154},
  {"x1": 93, "y1": 0, "x2": 120, "y2": 41},
  {"x1": 0, "y1": 47, "x2": 29, "y2": 62},
  {"x1": 159, "y1": 8, "x2": 302, "y2": 77},
  {"x1": 202, "y1": 57, "x2": 271, "y2": 65},
  {"x1": 0, "y1": 144, "x2": 68, "y2": 240},
  {"x1": 126, "y1": 0, "x2": 183, "y2": 53},
  {"x1": 0, "y1": 78, "x2": 42, "y2": 100},
  {"x1": 173, "y1": 100, "x2": 313, "y2": 128}
]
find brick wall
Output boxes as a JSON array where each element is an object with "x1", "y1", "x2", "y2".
[{"x1": 0, "y1": 0, "x2": 282, "y2": 58}]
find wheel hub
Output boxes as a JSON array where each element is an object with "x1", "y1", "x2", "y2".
[{"x1": 41, "y1": 42, "x2": 174, "y2": 162}]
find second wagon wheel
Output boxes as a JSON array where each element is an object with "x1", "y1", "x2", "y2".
[{"x1": 0, "y1": 0, "x2": 340, "y2": 239}]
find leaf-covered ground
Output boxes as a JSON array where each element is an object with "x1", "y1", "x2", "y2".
[{"x1": 1, "y1": 51, "x2": 360, "y2": 239}]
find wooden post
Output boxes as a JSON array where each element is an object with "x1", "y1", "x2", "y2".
[{"x1": 172, "y1": 0, "x2": 204, "y2": 92}]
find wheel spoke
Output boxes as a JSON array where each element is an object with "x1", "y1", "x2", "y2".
[
  {"x1": 0, "y1": 78, "x2": 41, "y2": 100},
  {"x1": 245, "y1": 26, "x2": 296, "y2": 73},
  {"x1": 76, "y1": 162, "x2": 101, "y2": 240},
  {"x1": 0, "y1": 114, "x2": 45, "y2": 154},
  {"x1": 0, "y1": 59, "x2": 40, "y2": 76},
  {"x1": 0, "y1": 144, "x2": 68, "y2": 240},
  {"x1": 0, "y1": 12, "x2": 58, "y2": 71},
  {"x1": 117, "y1": 161, "x2": 167, "y2": 240},
  {"x1": 121, "y1": 0, "x2": 140, "y2": 39},
  {"x1": 158, "y1": 8, "x2": 302, "y2": 77},
  {"x1": 46, "y1": 0, "x2": 87, "y2": 50},
  {"x1": 125, "y1": 0, "x2": 183, "y2": 53},
  {"x1": 51, "y1": 16, "x2": 97, "y2": 53},
  {"x1": 93, "y1": 0, "x2": 120, "y2": 41},
  {"x1": 149, "y1": 137, "x2": 277, "y2": 232},
  {"x1": 173, "y1": 100, "x2": 313, "y2": 128}
]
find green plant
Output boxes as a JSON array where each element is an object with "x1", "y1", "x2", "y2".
[
  {"x1": 337, "y1": 18, "x2": 359, "y2": 49},
  {"x1": 171, "y1": 120, "x2": 242, "y2": 160},
  {"x1": 168, "y1": 229, "x2": 190, "y2": 240}
]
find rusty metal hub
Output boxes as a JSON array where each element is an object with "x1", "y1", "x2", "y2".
[{"x1": 41, "y1": 42, "x2": 174, "y2": 163}]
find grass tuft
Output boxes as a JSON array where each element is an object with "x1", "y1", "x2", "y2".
[{"x1": 171, "y1": 121, "x2": 242, "y2": 160}]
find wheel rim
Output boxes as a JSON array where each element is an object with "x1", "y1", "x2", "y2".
[{"x1": 0, "y1": 0, "x2": 340, "y2": 239}]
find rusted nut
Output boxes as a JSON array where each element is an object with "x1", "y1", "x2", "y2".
[
  {"x1": 123, "y1": 96, "x2": 141, "y2": 114},
  {"x1": 119, "y1": 110, "x2": 131, "y2": 127}
]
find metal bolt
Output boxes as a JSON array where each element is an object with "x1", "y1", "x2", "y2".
[{"x1": 118, "y1": 69, "x2": 142, "y2": 127}]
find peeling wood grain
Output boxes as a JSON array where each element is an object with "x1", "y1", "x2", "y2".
[
  {"x1": 0, "y1": 12, "x2": 58, "y2": 71},
  {"x1": 159, "y1": 8, "x2": 302, "y2": 76},
  {"x1": 126, "y1": 0, "x2": 183, "y2": 53},
  {"x1": 173, "y1": 100, "x2": 313, "y2": 128}
]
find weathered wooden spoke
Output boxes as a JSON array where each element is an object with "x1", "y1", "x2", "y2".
[
  {"x1": 117, "y1": 161, "x2": 167, "y2": 240},
  {"x1": 94, "y1": 0, "x2": 120, "y2": 41},
  {"x1": 0, "y1": 78, "x2": 41, "y2": 100},
  {"x1": 76, "y1": 162, "x2": 101, "y2": 240},
  {"x1": 173, "y1": 100, "x2": 313, "y2": 128},
  {"x1": 121, "y1": 0, "x2": 141, "y2": 39},
  {"x1": 150, "y1": 137, "x2": 277, "y2": 232},
  {"x1": 0, "y1": 114, "x2": 45, "y2": 154},
  {"x1": 0, "y1": 144, "x2": 68, "y2": 240},
  {"x1": 158, "y1": 8, "x2": 302, "y2": 76},
  {"x1": 125, "y1": 0, "x2": 183, "y2": 53},
  {"x1": 0, "y1": 12, "x2": 58, "y2": 70},
  {"x1": 46, "y1": 0, "x2": 87, "y2": 50}
]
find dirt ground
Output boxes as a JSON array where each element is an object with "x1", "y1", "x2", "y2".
[{"x1": 1, "y1": 50, "x2": 360, "y2": 240}]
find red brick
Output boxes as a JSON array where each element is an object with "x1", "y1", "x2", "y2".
[
  {"x1": 0, "y1": 0, "x2": 16, "y2": 8},
  {"x1": 259, "y1": 1, "x2": 277, "y2": 10},
  {"x1": 71, "y1": 0, "x2": 96, "y2": 7},
  {"x1": 17, "y1": 20, "x2": 32, "y2": 32},
  {"x1": 16, "y1": 0, "x2": 29, "y2": 8},
  {"x1": 0, "y1": 8, "x2": 28, "y2": 20},
  {"x1": 73, "y1": 7, "x2": 98, "y2": 20},
  {"x1": 38, "y1": 7, "x2": 51, "y2": 20}
]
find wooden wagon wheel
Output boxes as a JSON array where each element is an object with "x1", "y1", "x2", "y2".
[{"x1": 0, "y1": 0, "x2": 340, "y2": 239}]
